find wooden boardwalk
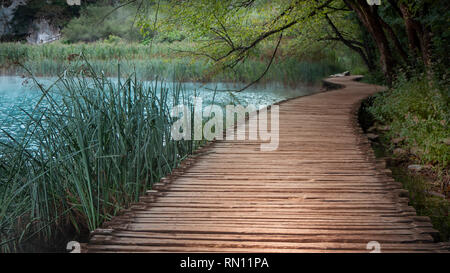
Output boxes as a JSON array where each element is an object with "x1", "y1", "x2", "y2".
[{"x1": 87, "y1": 76, "x2": 449, "y2": 253}]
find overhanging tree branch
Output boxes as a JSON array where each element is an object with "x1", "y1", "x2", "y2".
[
  {"x1": 208, "y1": 32, "x2": 284, "y2": 93},
  {"x1": 210, "y1": 0, "x2": 333, "y2": 68},
  {"x1": 323, "y1": 13, "x2": 374, "y2": 70}
]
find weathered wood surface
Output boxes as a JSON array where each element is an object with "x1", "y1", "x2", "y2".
[{"x1": 87, "y1": 76, "x2": 449, "y2": 253}]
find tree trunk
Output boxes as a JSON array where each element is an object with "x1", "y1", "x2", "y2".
[
  {"x1": 344, "y1": 0, "x2": 395, "y2": 85},
  {"x1": 378, "y1": 17, "x2": 409, "y2": 65},
  {"x1": 356, "y1": 18, "x2": 378, "y2": 72},
  {"x1": 399, "y1": 3, "x2": 433, "y2": 68}
]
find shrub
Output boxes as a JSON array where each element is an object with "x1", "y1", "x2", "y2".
[{"x1": 104, "y1": 34, "x2": 122, "y2": 45}]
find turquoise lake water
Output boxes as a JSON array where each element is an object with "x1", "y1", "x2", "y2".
[{"x1": 0, "y1": 76, "x2": 319, "y2": 143}]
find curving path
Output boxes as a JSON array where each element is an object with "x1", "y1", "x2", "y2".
[{"x1": 87, "y1": 76, "x2": 449, "y2": 253}]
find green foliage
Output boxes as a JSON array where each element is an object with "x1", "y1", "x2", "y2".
[
  {"x1": 104, "y1": 34, "x2": 122, "y2": 45},
  {"x1": 369, "y1": 74, "x2": 449, "y2": 170},
  {"x1": 139, "y1": 1, "x2": 338, "y2": 74},
  {"x1": 62, "y1": 4, "x2": 141, "y2": 43},
  {"x1": 0, "y1": 61, "x2": 203, "y2": 252},
  {"x1": 359, "y1": 69, "x2": 386, "y2": 85},
  {"x1": 157, "y1": 30, "x2": 186, "y2": 43}
]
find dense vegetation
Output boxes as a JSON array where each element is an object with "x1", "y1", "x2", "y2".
[{"x1": 370, "y1": 74, "x2": 449, "y2": 171}]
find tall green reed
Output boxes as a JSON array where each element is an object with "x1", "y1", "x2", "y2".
[{"x1": 0, "y1": 62, "x2": 203, "y2": 252}]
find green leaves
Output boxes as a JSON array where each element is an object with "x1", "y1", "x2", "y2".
[{"x1": 138, "y1": 0, "x2": 337, "y2": 77}]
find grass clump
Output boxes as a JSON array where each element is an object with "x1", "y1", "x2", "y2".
[{"x1": 0, "y1": 62, "x2": 203, "y2": 252}]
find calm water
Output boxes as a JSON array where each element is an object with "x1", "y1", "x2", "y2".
[{"x1": 0, "y1": 76, "x2": 319, "y2": 143}]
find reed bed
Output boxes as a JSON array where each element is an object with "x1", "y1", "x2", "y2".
[
  {"x1": 0, "y1": 62, "x2": 205, "y2": 252},
  {"x1": 0, "y1": 41, "x2": 346, "y2": 85}
]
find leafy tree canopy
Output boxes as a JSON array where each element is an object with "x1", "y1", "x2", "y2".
[{"x1": 138, "y1": 0, "x2": 449, "y2": 86}]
